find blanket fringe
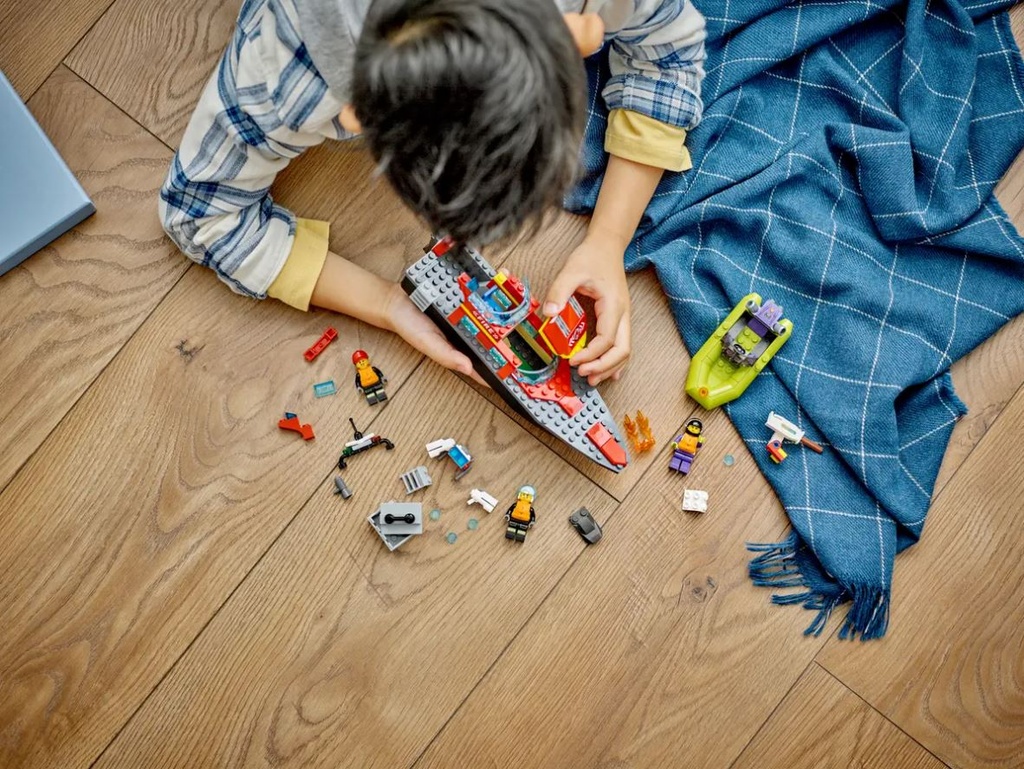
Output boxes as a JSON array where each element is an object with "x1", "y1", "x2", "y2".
[
  {"x1": 747, "y1": 536, "x2": 889, "y2": 640},
  {"x1": 747, "y1": 533, "x2": 804, "y2": 588},
  {"x1": 839, "y1": 585, "x2": 890, "y2": 641}
]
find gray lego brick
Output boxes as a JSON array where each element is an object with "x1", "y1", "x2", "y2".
[
  {"x1": 404, "y1": 241, "x2": 628, "y2": 473},
  {"x1": 368, "y1": 502, "x2": 423, "y2": 552}
]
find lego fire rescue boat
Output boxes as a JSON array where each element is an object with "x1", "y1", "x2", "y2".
[{"x1": 402, "y1": 237, "x2": 629, "y2": 473}]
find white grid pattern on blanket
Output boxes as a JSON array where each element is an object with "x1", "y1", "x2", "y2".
[{"x1": 579, "y1": 3, "x2": 1024, "y2": 574}]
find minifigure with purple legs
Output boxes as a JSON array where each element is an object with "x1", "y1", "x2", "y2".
[{"x1": 669, "y1": 418, "x2": 705, "y2": 475}]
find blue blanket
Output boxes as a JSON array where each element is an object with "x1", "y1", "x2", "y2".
[{"x1": 568, "y1": 0, "x2": 1024, "y2": 639}]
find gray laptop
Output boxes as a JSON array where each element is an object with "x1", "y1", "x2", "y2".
[{"x1": 0, "y1": 69, "x2": 95, "y2": 277}]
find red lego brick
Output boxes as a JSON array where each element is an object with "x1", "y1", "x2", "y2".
[
  {"x1": 279, "y1": 414, "x2": 315, "y2": 441},
  {"x1": 304, "y1": 327, "x2": 338, "y2": 362},
  {"x1": 586, "y1": 422, "x2": 627, "y2": 467}
]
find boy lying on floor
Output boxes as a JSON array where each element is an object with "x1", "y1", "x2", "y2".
[{"x1": 160, "y1": 0, "x2": 706, "y2": 386}]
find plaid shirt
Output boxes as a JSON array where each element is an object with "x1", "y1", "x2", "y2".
[{"x1": 160, "y1": 0, "x2": 706, "y2": 299}]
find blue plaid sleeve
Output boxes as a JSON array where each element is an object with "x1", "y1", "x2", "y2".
[
  {"x1": 602, "y1": 0, "x2": 707, "y2": 130},
  {"x1": 159, "y1": 0, "x2": 348, "y2": 298}
]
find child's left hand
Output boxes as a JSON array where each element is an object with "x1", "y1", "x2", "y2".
[{"x1": 543, "y1": 237, "x2": 631, "y2": 386}]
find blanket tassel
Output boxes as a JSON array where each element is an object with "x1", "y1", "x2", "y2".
[
  {"x1": 748, "y1": 537, "x2": 890, "y2": 639},
  {"x1": 839, "y1": 585, "x2": 890, "y2": 641},
  {"x1": 747, "y1": 533, "x2": 804, "y2": 588}
]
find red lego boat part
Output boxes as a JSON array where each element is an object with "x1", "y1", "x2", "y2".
[
  {"x1": 278, "y1": 414, "x2": 315, "y2": 440},
  {"x1": 304, "y1": 327, "x2": 338, "y2": 362},
  {"x1": 585, "y1": 422, "x2": 627, "y2": 468},
  {"x1": 538, "y1": 297, "x2": 587, "y2": 358},
  {"x1": 520, "y1": 359, "x2": 583, "y2": 416}
]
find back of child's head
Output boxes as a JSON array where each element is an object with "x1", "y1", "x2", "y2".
[{"x1": 353, "y1": 0, "x2": 586, "y2": 245}]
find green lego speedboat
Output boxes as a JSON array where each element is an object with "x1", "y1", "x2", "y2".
[{"x1": 685, "y1": 293, "x2": 792, "y2": 409}]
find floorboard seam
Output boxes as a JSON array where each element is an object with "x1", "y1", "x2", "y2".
[
  {"x1": 407, "y1": 535, "x2": 598, "y2": 769},
  {"x1": 930, "y1": 376, "x2": 1024, "y2": 501},
  {"x1": 404, "y1": 414, "x2": 693, "y2": 766},
  {"x1": 0, "y1": 265, "x2": 193, "y2": 501},
  {"x1": 725, "y1": 655, "x2": 826, "y2": 769},
  {"x1": 810, "y1": 662, "x2": 954, "y2": 768},
  {"x1": 14, "y1": 0, "x2": 119, "y2": 104},
  {"x1": 61, "y1": 59, "x2": 177, "y2": 155}
]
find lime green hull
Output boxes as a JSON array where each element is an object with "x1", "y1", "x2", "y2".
[{"x1": 685, "y1": 293, "x2": 792, "y2": 410}]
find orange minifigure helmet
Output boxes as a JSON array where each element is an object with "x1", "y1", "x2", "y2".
[{"x1": 352, "y1": 349, "x2": 369, "y2": 364}]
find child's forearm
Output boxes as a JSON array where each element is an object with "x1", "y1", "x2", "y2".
[
  {"x1": 587, "y1": 155, "x2": 664, "y2": 255},
  {"x1": 310, "y1": 251, "x2": 396, "y2": 329}
]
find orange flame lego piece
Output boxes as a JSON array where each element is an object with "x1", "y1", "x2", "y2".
[{"x1": 623, "y1": 410, "x2": 655, "y2": 453}]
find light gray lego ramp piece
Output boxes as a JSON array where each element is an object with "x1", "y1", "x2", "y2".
[{"x1": 400, "y1": 466, "x2": 433, "y2": 494}]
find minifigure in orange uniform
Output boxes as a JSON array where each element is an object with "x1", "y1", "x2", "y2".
[
  {"x1": 669, "y1": 418, "x2": 704, "y2": 474},
  {"x1": 352, "y1": 349, "x2": 388, "y2": 405},
  {"x1": 504, "y1": 485, "x2": 536, "y2": 543}
]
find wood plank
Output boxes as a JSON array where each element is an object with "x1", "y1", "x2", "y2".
[
  {"x1": 413, "y1": 411, "x2": 832, "y2": 769},
  {"x1": 0, "y1": 267, "x2": 425, "y2": 768},
  {"x1": 0, "y1": 0, "x2": 113, "y2": 99},
  {"x1": 733, "y1": 664, "x2": 946, "y2": 769},
  {"x1": 939, "y1": 314, "x2": 1024, "y2": 492},
  {"x1": 93, "y1": 362, "x2": 617, "y2": 768},
  {"x1": 0, "y1": 65, "x2": 189, "y2": 491},
  {"x1": 481, "y1": 210, "x2": 695, "y2": 502},
  {"x1": 65, "y1": 0, "x2": 239, "y2": 148},
  {"x1": 993, "y1": 5, "x2": 1024, "y2": 225},
  {"x1": 816, "y1": 380, "x2": 1024, "y2": 769}
]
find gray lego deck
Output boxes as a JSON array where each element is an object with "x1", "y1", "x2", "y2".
[{"x1": 404, "y1": 241, "x2": 628, "y2": 473}]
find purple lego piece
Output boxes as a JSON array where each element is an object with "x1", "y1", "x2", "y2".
[
  {"x1": 668, "y1": 446, "x2": 696, "y2": 474},
  {"x1": 747, "y1": 300, "x2": 783, "y2": 337}
]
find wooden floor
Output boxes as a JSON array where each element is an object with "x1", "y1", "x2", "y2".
[{"x1": 2, "y1": 3, "x2": 1023, "y2": 767}]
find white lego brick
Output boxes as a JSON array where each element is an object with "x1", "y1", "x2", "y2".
[
  {"x1": 682, "y1": 489, "x2": 709, "y2": 514},
  {"x1": 467, "y1": 488, "x2": 498, "y2": 513},
  {"x1": 426, "y1": 438, "x2": 456, "y2": 458}
]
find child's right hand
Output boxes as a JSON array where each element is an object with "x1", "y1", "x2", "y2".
[
  {"x1": 311, "y1": 252, "x2": 485, "y2": 387},
  {"x1": 383, "y1": 284, "x2": 487, "y2": 387}
]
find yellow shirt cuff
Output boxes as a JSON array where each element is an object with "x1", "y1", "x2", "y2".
[
  {"x1": 604, "y1": 109, "x2": 693, "y2": 172},
  {"x1": 267, "y1": 218, "x2": 330, "y2": 311}
]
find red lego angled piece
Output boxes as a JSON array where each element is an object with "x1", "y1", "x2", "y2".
[
  {"x1": 538, "y1": 297, "x2": 587, "y2": 358},
  {"x1": 586, "y1": 422, "x2": 627, "y2": 467},
  {"x1": 431, "y1": 236, "x2": 455, "y2": 257},
  {"x1": 520, "y1": 360, "x2": 583, "y2": 416},
  {"x1": 304, "y1": 327, "x2": 338, "y2": 362},
  {"x1": 279, "y1": 414, "x2": 315, "y2": 441}
]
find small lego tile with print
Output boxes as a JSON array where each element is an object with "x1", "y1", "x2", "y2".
[{"x1": 313, "y1": 380, "x2": 336, "y2": 398}]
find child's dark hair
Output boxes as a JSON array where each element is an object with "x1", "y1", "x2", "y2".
[{"x1": 352, "y1": 0, "x2": 586, "y2": 245}]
